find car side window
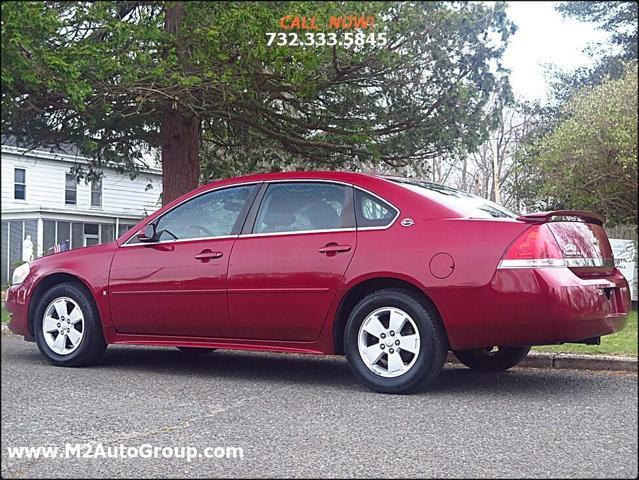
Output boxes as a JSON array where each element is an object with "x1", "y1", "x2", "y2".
[
  {"x1": 254, "y1": 182, "x2": 353, "y2": 234},
  {"x1": 355, "y1": 189, "x2": 398, "y2": 228},
  {"x1": 131, "y1": 184, "x2": 258, "y2": 243}
]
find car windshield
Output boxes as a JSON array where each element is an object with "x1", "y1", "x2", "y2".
[{"x1": 387, "y1": 177, "x2": 518, "y2": 219}]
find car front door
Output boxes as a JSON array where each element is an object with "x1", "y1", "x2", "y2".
[
  {"x1": 109, "y1": 183, "x2": 260, "y2": 337},
  {"x1": 228, "y1": 181, "x2": 357, "y2": 341}
]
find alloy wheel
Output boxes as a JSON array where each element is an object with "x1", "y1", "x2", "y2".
[
  {"x1": 357, "y1": 307, "x2": 421, "y2": 378},
  {"x1": 42, "y1": 297, "x2": 85, "y2": 355}
]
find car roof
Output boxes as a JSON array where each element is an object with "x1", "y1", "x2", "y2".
[{"x1": 201, "y1": 170, "x2": 384, "y2": 186}]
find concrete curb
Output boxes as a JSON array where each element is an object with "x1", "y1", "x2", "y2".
[{"x1": 446, "y1": 351, "x2": 637, "y2": 373}]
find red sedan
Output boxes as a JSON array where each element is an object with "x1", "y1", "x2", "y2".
[{"x1": 5, "y1": 172, "x2": 631, "y2": 393}]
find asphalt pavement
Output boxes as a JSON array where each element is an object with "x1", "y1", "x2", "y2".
[{"x1": 1, "y1": 334, "x2": 637, "y2": 478}]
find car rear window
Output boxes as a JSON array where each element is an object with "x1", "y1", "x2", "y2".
[
  {"x1": 388, "y1": 178, "x2": 517, "y2": 219},
  {"x1": 355, "y1": 189, "x2": 398, "y2": 228}
]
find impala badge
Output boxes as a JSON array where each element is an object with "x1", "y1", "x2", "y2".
[
  {"x1": 564, "y1": 244, "x2": 578, "y2": 256},
  {"x1": 400, "y1": 218, "x2": 414, "y2": 227}
]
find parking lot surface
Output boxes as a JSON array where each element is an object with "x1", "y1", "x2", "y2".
[{"x1": 2, "y1": 334, "x2": 637, "y2": 478}]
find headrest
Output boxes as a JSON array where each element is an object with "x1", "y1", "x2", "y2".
[{"x1": 307, "y1": 201, "x2": 339, "y2": 229}]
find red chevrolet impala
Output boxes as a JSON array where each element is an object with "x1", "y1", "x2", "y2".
[{"x1": 5, "y1": 172, "x2": 631, "y2": 393}]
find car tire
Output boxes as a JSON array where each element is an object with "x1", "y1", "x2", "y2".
[
  {"x1": 344, "y1": 289, "x2": 447, "y2": 394},
  {"x1": 34, "y1": 282, "x2": 107, "y2": 367},
  {"x1": 453, "y1": 346, "x2": 531, "y2": 372},
  {"x1": 176, "y1": 347, "x2": 216, "y2": 354}
]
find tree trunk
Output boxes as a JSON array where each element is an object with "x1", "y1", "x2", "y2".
[
  {"x1": 160, "y1": 2, "x2": 200, "y2": 205},
  {"x1": 161, "y1": 113, "x2": 200, "y2": 204},
  {"x1": 461, "y1": 156, "x2": 468, "y2": 192},
  {"x1": 492, "y1": 148, "x2": 501, "y2": 204}
]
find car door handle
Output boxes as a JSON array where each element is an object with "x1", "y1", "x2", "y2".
[
  {"x1": 318, "y1": 244, "x2": 352, "y2": 254},
  {"x1": 194, "y1": 250, "x2": 223, "y2": 261}
]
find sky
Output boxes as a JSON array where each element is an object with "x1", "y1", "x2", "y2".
[{"x1": 502, "y1": 1, "x2": 612, "y2": 103}]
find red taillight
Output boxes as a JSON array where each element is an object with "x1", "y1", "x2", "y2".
[
  {"x1": 505, "y1": 225, "x2": 563, "y2": 259},
  {"x1": 499, "y1": 225, "x2": 565, "y2": 268}
]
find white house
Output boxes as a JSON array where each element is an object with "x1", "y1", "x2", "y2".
[{"x1": 1, "y1": 142, "x2": 162, "y2": 285}]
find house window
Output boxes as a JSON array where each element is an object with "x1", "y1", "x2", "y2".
[
  {"x1": 91, "y1": 178, "x2": 102, "y2": 207},
  {"x1": 118, "y1": 224, "x2": 135, "y2": 237},
  {"x1": 65, "y1": 174, "x2": 77, "y2": 205},
  {"x1": 14, "y1": 169, "x2": 26, "y2": 200},
  {"x1": 83, "y1": 223, "x2": 100, "y2": 246}
]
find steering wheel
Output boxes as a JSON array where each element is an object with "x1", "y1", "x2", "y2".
[{"x1": 185, "y1": 224, "x2": 214, "y2": 237}]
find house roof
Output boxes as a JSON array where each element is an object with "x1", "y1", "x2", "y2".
[
  {"x1": 1, "y1": 135, "x2": 162, "y2": 175},
  {"x1": 2, "y1": 206, "x2": 146, "y2": 221}
]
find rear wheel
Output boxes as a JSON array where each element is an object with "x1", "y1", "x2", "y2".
[
  {"x1": 34, "y1": 282, "x2": 107, "y2": 367},
  {"x1": 344, "y1": 289, "x2": 447, "y2": 394},
  {"x1": 176, "y1": 347, "x2": 216, "y2": 354},
  {"x1": 453, "y1": 346, "x2": 531, "y2": 372}
]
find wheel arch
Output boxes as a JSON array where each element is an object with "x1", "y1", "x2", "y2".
[
  {"x1": 332, "y1": 276, "x2": 449, "y2": 355},
  {"x1": 27, "y1": 272, "x2": 99, "y2": 336}
]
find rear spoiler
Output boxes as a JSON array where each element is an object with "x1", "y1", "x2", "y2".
[{"x1": 517, "y1": 210, "x2": 604, "y2": 226}]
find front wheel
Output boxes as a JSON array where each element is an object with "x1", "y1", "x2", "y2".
[
  {"x1": 453, "y1": 346, "x2": 531, "y2": 372},
  {"x1": 34, "y1": 282, "x2": 107, "y2": 367},
  {"x1": 344, "y1": 289, "x2": 447, "y2": 394}
]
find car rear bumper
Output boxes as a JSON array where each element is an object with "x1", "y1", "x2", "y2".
[
  {"x1": 449, "y1": 267, "x2": 631, "y2": 350},
  {"x1": 5, "y1": 283, "x2": 33, "y2": 339}
]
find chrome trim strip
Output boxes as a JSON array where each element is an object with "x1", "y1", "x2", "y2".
[
  {"x1": 239, "y1": 227, "x2": 356, "y2": 239},
  {"x1": 121, "y1": 234, "x2": 239, "y2": 248},
  {"x1": 121, "y1": 178, "x2": 402, "y2": 246},
  {"x1": 564, "y1": 257, "x2": 615, "y2": 268},
  {"x1": 498, "y1": 257, "x2": 615, "y2": 269},
  {"x1": 497, "y1": 259, "x2": 566, "y2": 269},
  {"x1": 358, "y1": 224, "x2": 398, "y2": 232}
]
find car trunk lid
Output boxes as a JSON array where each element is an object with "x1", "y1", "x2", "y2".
[{"x1": 518, "y1": 211, "x2": 614, "y2": 277}]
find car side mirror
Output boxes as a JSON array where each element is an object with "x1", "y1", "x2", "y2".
[{"x1": 137, "y1": 223, "x2": 157, "y2": 243}]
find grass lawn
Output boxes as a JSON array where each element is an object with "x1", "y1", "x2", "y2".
[
  {"x1": 0, "y1": 298, "x2": 637, "y2": 356},
  {"x1": 1, "y1": 302, "x2": 10, "y2": 324}
]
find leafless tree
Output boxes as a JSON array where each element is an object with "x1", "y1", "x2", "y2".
[{"x1": 450, "y1": 99, "x2": 537, "y2": 209}]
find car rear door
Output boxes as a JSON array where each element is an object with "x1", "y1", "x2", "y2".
[
  {"x1": 227, "y1": 181, "x2": 357, "y2": 341},
  {"x1": 109, "y1": 183, "x2": 260, "y2": 337}
]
